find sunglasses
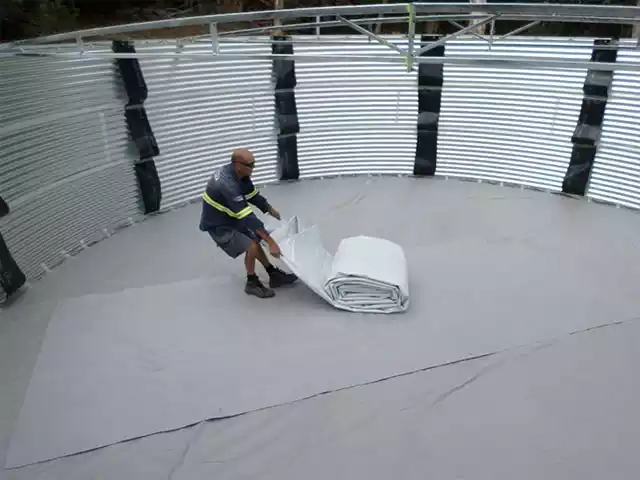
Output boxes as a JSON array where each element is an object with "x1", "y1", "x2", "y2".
[{"x1": 234, "y1": 161, "x2": 255, "y2": 168}]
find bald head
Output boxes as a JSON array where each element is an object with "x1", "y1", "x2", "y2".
[
  {"x1": 231, "y1": 148, "x2": 254, "y2": 163},
  {"x1": 231, "y1": 148, "x2": 256, "y2": 178}
]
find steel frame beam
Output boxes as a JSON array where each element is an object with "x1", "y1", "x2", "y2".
[
  {"x1": 212, "y1": 12, "x2": 636, "y2": 41},
  {"x1": 336, "y1": 15, "x2": 406, "y2": 55},
  {"x1": 448, "y1": 19, "x2": 489, "y2": 44},
  {"x1": 7, "y1": 3, "x2": 640, "y2": 46},
  {"x1": 416, "y1": 14, "x2": 498, "y2": 55},
  {"x1": 2, "y1": 3, "x2": 640, "y2": 70}
]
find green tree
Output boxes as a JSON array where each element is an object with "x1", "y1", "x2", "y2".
[{"x1": 1, "y1": 0, "x2": 79, "y2": 41}]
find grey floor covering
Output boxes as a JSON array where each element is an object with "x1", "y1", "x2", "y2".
[{"x1": 2, "y1": 176, "x2": 640, "y2": 478}]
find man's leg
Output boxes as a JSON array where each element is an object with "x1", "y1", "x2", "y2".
[
  {"x1": 244, "y1": 241, "x2": 259, "y2": 276},
  {"x1": 243, "y1": 242, "x2": 276, "y2": 298},
  {"x1": 209, "y1": 228, "x2": 274, "y2": 298}
]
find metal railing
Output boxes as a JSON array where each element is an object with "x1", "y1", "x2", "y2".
[{"x1": 3, "y1": 3, "x2": 640, "y2": 71}]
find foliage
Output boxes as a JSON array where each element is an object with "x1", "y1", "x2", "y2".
[
  {"x1": 1, "y1": 0, "x2": 639, "y2": 42},
  {"x1": 1, "y1": 0, "x2": 78, "y2": 40}
]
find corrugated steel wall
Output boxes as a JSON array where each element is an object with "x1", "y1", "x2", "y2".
[
  {"x1": 292, "y1": 35, "x2": 418, "y2": 178},
  {"x1": 136, "y1": 39, "x2": 279, "y2": 209},
  {"x1": 0, "y1": 47, "x2": 141, "y2": 281},
  {"x1": 437, "y1": 37, "x2": 593, "y2": 191},
  {"x1": 4, "y1": 35, "x2": 640, "y2": 284},
  {"x1": 587, "y1": 40, "x2": 640, "y2": 209}
]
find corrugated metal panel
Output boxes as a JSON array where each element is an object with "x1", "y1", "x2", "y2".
[
  {"x1": 136, "y1": 39, "x2": 279, "y2": 210},
  {"x1": 4, "y1": 35, "x2": 640, "y2": 288},
  {"x1": 587, "y1": 40, "x2": 640, "y2": 209},
  {"x1": 0, "y1": 46, "x2": 140, "y2": 281},
  {"x1": 292, "y1": 35, "x2": 418, "y2": 178},
  {"x1": 437, "y1": 37, "x2": 593, "y2": 191}
]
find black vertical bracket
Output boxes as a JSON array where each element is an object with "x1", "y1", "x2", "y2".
[
  {"x1": 414, "y1": 35, "x2": 445, "y2": 177},
  {"x1": 0, "y1": 196, "x2": 26, "y2": 300},
  {"x1": 562, "y1": 38, "x2": 618, "y2": 196},
  {"x1": 113, "y1": 40, "x2": 162, "y2": 214},
  {"x1": 272, "y1": 35, "x2": 300, "y2": 181}
]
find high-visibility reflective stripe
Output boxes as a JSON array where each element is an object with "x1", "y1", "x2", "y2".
[
  {"x1": 236, "y1": 206, "x2": 253, "y2": 219},
  {"x1": 202, "y1": 192, "x2": 253, "y2": 219},
  {"x1": 245, "y1": 188, "x2": 258, "y2": 200}
]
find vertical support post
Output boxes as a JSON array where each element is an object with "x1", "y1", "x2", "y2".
[
  {"x1": 0, "y1": 197, "x2": 26, "y2": 300},
  {"x1": 316, "y1": 16, "x2": 321, "y2": 38},
  {"x1": 406, "y1": 2, "x2": 416, "y2": 72},
  {"x1": 76, "y1": 35, "x2": 84, "y2": 54},
  {"x1": 113, "y1": 40, "x2": 162, "y2": 214},
  {"x1": 414, "y1": 35, "x2": 445, "y2": 177},
  {"x1": 272, "y1": 34, "x2": 300, "y2": 180},
  {"x1": 489, "y1": 18, "x2": 495, "y2": 49},
  {"x1": 469, "y1": 0, "x2": 488, "y2": 35},
  {"x1": 210, "y1": 23, "x2": 219, "y2": 54},
  {"x1": 274, "y1": 0, "x2": 283, "y2": 28},
  {"x1": 375, "y1": 0, "x2": 388, "y2": 35},
  {"x1": 633, "y1": 0, "x2": 640, "y2": 42},
  {"x1": 562, "y1": 38, "x2": 618, "y2": 196}
]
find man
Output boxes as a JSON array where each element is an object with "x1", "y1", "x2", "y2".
[{"x1": 199, "y1": 148, "x2": 297, "y2": 298}]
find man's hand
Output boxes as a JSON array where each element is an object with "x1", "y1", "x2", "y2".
[
  {"x1": 256, "y1": 229, "x2": 282, "y2": 258},
  {"x1": 267, "y1": 239, "x2": 281, "y2": 258},
  {"x1": 268, "y1": 207, "x2": 281, "y2": 221}
]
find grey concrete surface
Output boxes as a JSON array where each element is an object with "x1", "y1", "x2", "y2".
[
  {"x1": 2, "y1": 176, "x2": 640, "y2": 479},
  {"x1": 169, "y1": 319, "x2": 640, "y2": 480}
]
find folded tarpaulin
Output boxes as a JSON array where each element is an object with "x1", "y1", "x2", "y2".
[{"x1": 268, "y1": 216, "x2": 410, "y2": 314}]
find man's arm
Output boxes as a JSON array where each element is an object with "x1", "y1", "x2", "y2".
[
  {"x1": 245, "y1": 186, "x2": 271, "y2": 213},
  {"x1": 221, "y1": 191, "x2": 281, "y2": 258},
  {"x1": 229, "y1": 185, "x2": 282, "y2": 257},
  {"x1": 243, "y1": 180, "x2": 281, "y2": 220}
]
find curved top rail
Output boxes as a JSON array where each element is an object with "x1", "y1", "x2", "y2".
[
  {"x1": 5, "y1": 2, "x2": 640, "y2": 47},
  {"x1": 6, "y1": 3, "x2": 406, "y2": 46}
]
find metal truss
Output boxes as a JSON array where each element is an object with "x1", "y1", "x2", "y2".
[{"x1": 2, "y1": 3, "x2": 640, "y2": 71}]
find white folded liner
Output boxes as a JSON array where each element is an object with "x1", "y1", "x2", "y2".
[{"x1": 268, "y1": 217, "x2": 410, "y2": 314}]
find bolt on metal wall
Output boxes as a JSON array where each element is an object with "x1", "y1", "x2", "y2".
[
  {"x1": 587, "y1": 40, "x2": 640, "y2": 210},
  {"x1": 293, "y1": 35, "x2": 418, "y2": 179},
  {"x1": 436, "y1": 36, "x2": 593, "y2": 191},
  {"x1": 135, "y1": 39, "x2": 279, "y2": 210},
  {"x1": 0, "y1": 48, "x2": 141, "y2": 281}
]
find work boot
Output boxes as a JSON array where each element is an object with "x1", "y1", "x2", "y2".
[
  {"x1": 268, "y1": 266, "x2": 298, "y2": 288},
  {"x1": 245, "y1": 276, "x2": 275, "y2": 299}
]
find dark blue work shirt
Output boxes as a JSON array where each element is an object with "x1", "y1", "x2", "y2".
[{"x1": 198, "y1": 162, "x2": 271, "y2": 234}]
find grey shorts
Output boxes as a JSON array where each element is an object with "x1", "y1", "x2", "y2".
[{"x1": 208, "y1": 226, "x2": 258, "y2": 258}]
